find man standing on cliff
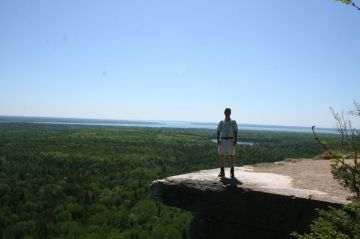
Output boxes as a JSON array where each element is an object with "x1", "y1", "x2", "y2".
[{"x1": 217, "y1": 108, "x2": 238, "y2": 178}]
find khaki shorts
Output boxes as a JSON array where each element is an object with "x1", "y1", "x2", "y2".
[{"x1": 218, "y1": 139, "x2": 236, "y2": 156}]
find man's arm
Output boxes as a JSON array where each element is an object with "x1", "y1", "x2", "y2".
[
  {"x1": 217, "y1": 131, "x2": 221, "y2": 145},
  {"x1": 233, "y1": 121, "x2": 238, "y2": 146},
  {"x1": 233, "y1": 130, "x2": 238, "y2": 146}
]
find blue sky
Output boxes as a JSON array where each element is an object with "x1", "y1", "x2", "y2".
[{"x1": 1, "y1": 0, "x2": 359, "y2": 127}]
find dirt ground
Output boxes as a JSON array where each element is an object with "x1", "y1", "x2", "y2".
[{"x1": 250, "y1": 158, "x2": 356, "y2": 201}]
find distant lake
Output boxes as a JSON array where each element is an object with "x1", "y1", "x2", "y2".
[{"x1": 0, "y1": 116, "x2": 338, "y2": 134}]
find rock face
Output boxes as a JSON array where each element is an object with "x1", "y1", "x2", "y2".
[{"x1": 150, "y1": 159, "x2": 354, "y2": 239}]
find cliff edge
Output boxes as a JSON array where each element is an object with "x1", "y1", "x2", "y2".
[{"x1": 150, "y1": 159, "x2": 354, "y2": 239}]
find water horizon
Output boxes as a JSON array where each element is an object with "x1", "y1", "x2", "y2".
[{"x1": 0, "y1": 115, "x2": 338, "y2": 134}]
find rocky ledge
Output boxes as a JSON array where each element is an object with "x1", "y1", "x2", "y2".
[{"x1": 150, "y1": 159, "x2": 354, "y2": 239}]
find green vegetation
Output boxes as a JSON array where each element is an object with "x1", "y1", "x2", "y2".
[
  {"x1": 293, "y1": 102, "x2": 360, "y2": 239},
  {"x1": 0, "y1": 123, "x2": 330, "y2": 239},
  {"x1": 312, "y1": 103, "x2": 360, "y2": 198},
  {"x1": 336, "y1": 0, "x2": 360, "y2": 11},
  {"x1": 293, "y1": 201, "x2": 360, "y2": 239}
]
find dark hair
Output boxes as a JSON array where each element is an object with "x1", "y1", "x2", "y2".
[{"x1": 224, "y1": 108, "x2": 231, "y2": 113}]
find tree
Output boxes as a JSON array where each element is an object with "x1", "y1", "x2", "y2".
[
  {"x1": 312, "y1": 101, "x2": 360, "y2": 198},
  {"x1": 337, "y1": 0, "x2": 360, "y2": 11},
  {"x1": 294, "y1": 102, "x2": 360, "y2": 238},
  {"x1": 293, "y1": 201, "x2": 360, "y2": 239}
]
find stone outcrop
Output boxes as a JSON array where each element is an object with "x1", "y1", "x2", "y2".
[{"x1": 150, "y1": 159, "x2": 354, "y2": 239}]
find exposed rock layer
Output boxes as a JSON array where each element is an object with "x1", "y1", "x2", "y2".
[{"x1": 150, "y1": 159, "x2": 354, "y2": 239}]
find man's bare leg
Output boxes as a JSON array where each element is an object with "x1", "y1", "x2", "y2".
[
  {"x1": 230, "y1": 155, "x2": 236, "y2": 178},
  {"x1": 218, "y1": 155, "x2": 225, "y2": 177},
  {"x1": 219, "y1": 155, "x2": 225, "y2": 167},
  {"x1": 230, "y1": 155, "x2": 236, "y2": 167}
]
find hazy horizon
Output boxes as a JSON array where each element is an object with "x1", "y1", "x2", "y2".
[{"x1": 0, "y1": 114, "x2": 340, "y2": 129}]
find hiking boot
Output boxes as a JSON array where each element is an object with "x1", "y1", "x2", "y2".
[
  {"x1": 230, "y1": 167, "x2": 235, "y2": 178},
  {"x1": 218, "y1": 167, "x2": 225, "y2": 177}
]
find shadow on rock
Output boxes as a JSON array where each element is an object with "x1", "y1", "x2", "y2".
[{"x1": 219, "y1": 177, "x2": 242, "y2": 186}]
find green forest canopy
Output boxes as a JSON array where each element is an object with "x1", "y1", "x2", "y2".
[{"x1": 0, "y1": 123, "x2": 335, "y2": 239}]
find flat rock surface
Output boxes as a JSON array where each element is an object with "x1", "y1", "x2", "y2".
[
  {"x1": 159, "y1": 159, "x2": 355, "y2": 204},
  {"x1": 252, "y1": 158, "x2": 355, "y2": 202}
]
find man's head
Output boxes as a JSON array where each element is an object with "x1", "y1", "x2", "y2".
[{"x1": 224, "y1": 108, "x2": 231, "y2": 118}]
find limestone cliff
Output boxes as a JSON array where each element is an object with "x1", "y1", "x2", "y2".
[{"x1": 150, "y1": 159, "x2": 354, "y2": 239}]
